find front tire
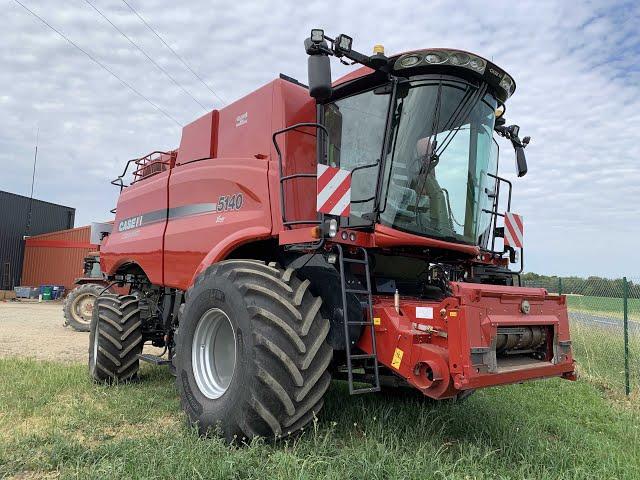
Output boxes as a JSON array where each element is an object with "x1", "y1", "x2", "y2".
[
  {"x1": 175, "y1": 260, "x2": 332, "y2": 442},
  {"x1": 89, "y1": 294, "x2": 144, "y2": 382}
]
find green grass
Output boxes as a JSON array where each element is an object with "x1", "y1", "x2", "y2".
[
  {"x1": 0, "y1": 359, "x2": 639, "y2": 479},
  {"x1": 570, "y1": 319, "x2": 640, "y2": 393},
  {"x1": 567, "y1": 295, "x2": 640, "y2": 321}
]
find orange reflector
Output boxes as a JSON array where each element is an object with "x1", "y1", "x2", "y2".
[{"x1": 311, "y1": 226, "x2": 321, "y2": 239}]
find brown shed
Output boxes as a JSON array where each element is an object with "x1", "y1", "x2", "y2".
[{"x1": 21, "y1": 226, "x2": 96, "y2": 292}]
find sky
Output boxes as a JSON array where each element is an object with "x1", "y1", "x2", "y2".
[{"x1": 1, "y1": 0, "x2": 639, "y2": 278}]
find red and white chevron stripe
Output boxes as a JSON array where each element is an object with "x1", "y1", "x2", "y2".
[
  {"x1": 504, "y1": 212, "x2": 524, "y2": 248},
  {"x1": 316, "y1": 164, "x2": 351, "y2": 217}
]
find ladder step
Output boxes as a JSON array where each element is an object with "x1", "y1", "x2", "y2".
[
  {"x1": 347, "y1": 321, "x2": 375, "y2": 326},
  {"x1": 345, "y1": 288, "x2": 370, "y2": 294},
  {"x1": 138, "y1": 353, "x2": 171, "y2": 366},
  {"x1": 343, "y1": 258, "x2": 368, "y2": 264},
  {"x1": 351, "y1": 386, "x2": 381, "y2": 395},
  {"x1": 350, "y1": 353, "x2": 377, "y2": 360}
]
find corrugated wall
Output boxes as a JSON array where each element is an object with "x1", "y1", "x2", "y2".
[
  {"x1": 21, "y1": 226, "x2": 96, "y2": 291},
  {"x1": 0, "y1": 190, "x2": 75, "y2": 289}
]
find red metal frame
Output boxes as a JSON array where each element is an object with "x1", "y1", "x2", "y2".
[{"x1": 357, "y1": 283, "x2": 575, "y2": 399}]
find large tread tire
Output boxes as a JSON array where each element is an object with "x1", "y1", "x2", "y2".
[
  {"x1": 175, "y1": 260, "x2": 332, "y2": 443},
  {"x1": 88, "y1": 294, "x2": 144, "y2": 383},
  {"x1": 63, "y1": 283, "x2": 111, "y2": 332}
]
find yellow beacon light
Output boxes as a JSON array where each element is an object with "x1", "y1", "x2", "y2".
[{"x1": 373, "y1": 44, "x2": 385, "y2": 54}]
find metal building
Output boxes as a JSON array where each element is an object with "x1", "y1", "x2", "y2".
[
  {"x1": 0, "y1": 190, "x2": 75, "y2": 289},
  {"x1": 21, "y1": 226, "x2": 95, "y2": 291}
]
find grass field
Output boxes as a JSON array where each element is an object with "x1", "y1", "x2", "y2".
[
  {"x1": 1, "y1": 359, "x2": 639, "y2": 479},
  {"x1": 567, "y1": 295, "x2": 640, "y2": 321},
  {"x1": 570, "y1": 320, "x2": 640, "y2": 393}
]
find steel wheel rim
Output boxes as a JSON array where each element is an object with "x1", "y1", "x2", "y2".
[
  {"x1": 72, "y1": 293, "x2": 95, "y2": 324},
  {"x1": 192, "y1": 308, "x2": 237, "y2": 399}
]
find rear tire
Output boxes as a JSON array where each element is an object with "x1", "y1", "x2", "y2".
[
  {"x1": 89, "y1": 294, "x2": 144, "y2": 382},
  {"x1": 175, "y1": 260, "x2": 332, "y2": 443},
  {"x1": 63, "y1": 283, "x2": 111, "y2": 332}
]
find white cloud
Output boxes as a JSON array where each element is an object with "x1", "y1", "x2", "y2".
[{"x1": 1, "y1": 0, "x2": 639, "y2": 277}]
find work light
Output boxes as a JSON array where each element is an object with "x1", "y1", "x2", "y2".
[
  {"x1": 311, "y1": 29, "x2": 324, "y2": 44},
  {"x1": 335, "y1": 34, "x2": 353, "y2": 54}
]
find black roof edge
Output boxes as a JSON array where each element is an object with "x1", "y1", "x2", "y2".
[
  {"x1": 0, "y1": 190, "x2": 75, "y2": 211},
  {"x1": 279, "y1": 73, "x2": 308, "y2": 89}
]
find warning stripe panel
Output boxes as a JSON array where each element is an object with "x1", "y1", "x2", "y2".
[
  {"x1": 504, "y1": 212, "x2": 523, "y2": 248},
  {"x1": 317, "y1": 164, "x2": 351, "y2": 217}
]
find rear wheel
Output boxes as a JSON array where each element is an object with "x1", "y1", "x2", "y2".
[
  {"x1": 63, "y1": 283, "x2": 110, "y2": 332},
  {"x1": 89, "y1": 294, "x2": 144, "y2": 382},
  {"x1": 175, "y1": 260, "x2": 332, "y2": 443}
]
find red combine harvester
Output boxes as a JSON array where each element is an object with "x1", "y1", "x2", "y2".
[{"x1": 90, "y1": 30, "x2": 575, "y2": 441}]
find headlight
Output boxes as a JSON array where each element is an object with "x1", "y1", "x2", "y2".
[
  {"x1": 392, "y1": 48, "x2": 515, "y2": 100},
  {"x1": 449, "y1": 52, "x2": 470, "y2": 66},
  {"x1": 424, "y1": 52, "x2": 447, "y2": 64},
  {"x1": 400, "y1": 55, "x2": 420, "y2": 67},
  {"x1": 328, "y1": 219, "x2": 338, "y2": 238},
  {"x1": 499, "y1": 74, "x2": 514, "y2": 95},
  {"x1": 468, "y1": 57, "x2": 486, "y2": 73}
]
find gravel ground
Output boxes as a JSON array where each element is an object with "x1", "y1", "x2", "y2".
[{"x1": 0, "y1": 300, "x2": 90, "y2": 363}]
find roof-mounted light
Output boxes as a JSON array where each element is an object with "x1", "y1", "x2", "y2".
[
  {"x1": 449, "y1": 52, "x2": 470, "y2": 66},
  {"x1": 424, "y1": 52, "x2": 448, "y2": 64},
  {"x1": 400, "y1": 55, "x2": 420, "y2": 67},
  {"x1": 499, "y1": 73, "x2": 514, "y2": 96},
  {"x1": 392, "y1": 48, "x2": 516, "y2": 100},
  {"x1": 394, "y1": 49, "x2": 487, "y2": 75}
]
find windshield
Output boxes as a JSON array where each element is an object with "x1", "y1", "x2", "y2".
[{"x1": 379, "y1": 79, "x2": 498, "y2": 245}]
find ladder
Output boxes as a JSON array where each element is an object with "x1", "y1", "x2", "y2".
[{"x1": 335, "y1": 244, "x2": 381, "y2": 394}]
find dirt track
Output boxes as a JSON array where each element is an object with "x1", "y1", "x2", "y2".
[{"x1": 0, "y1": 300, "x2": 91, "y2": 362}]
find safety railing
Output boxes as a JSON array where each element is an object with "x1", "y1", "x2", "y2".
[
  {"x1": 111, "y1": 150, "x2": 175, "y2": 192},
  {"x1": 272, "y1": 123, "x2": 329, "y2": 229}
]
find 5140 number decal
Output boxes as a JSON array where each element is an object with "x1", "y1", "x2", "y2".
[{"x1": 217, "y1": 193, "x2": 244, "y2": 212}]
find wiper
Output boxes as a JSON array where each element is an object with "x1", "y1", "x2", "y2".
[
  {"x1": 435, "y1": 82, "x2": 487, "y2": 158},
  {"x1": 414, "y1": 81, "x2": 487, "y2": 229}
]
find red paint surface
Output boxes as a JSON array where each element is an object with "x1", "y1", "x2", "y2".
[
  {"x1": 102, "y1": 78, "x2": 317, "y2": 286},
  {"x1": 357, "y1": 282, "x2": 575, "y2": 399}
]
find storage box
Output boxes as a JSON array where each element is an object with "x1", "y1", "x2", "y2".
[{"x1": 14, "y1": 286, "x2": 39, "y2": 298}]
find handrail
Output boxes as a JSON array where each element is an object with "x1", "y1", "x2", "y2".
[
  {"x1": 110, "y1": 150, "x2": 172, "y2": 192},
  {"x1": 272, "y1": 123, "x2": 330, "y2": 228}
]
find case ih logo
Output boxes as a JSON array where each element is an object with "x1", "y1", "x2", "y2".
[
  {"x1": 316, "y1": 164, "x2": 351, "y2": 217},
  {"x1": 504, "y1": 212, "x2": 523, "y2": 248},
  {"x1": 118, "y1": 215, "x2": 143, "y2": 232}
]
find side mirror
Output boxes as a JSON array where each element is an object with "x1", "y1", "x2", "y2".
[
  {"x1": 495, "y1": 123, "x2": 529, "y2": 178},
  {"x1": 304, "y1": 37, "x2": 332, "y2": 101},
  {"x1": 515, "y1": 146, "x2": 528, "y2": 177},
  {"x1": 308, "y1": 54, "x2": 332, "y2": 101}
]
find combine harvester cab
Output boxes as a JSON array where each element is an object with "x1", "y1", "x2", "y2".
[{"x1": 92, "y1": 29, "x2": 575, "y2": 442}]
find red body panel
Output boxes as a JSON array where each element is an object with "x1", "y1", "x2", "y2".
[
  {"x1": 358, "y1": 283, "x2": 575, "y2": 399},
  {"x1": 163, "y1": 158, "x2": 273, "y2": 290},
  {"x1": 101, "y1": 170, "x2": 169, "y2": 285},
  {"x1": 102, "y1": 78, "x2": 316, "y2": 286}
]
